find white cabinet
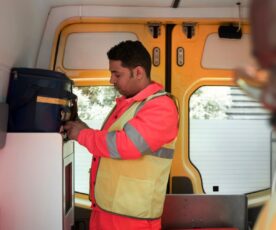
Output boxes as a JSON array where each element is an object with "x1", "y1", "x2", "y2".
[{"x1": 0, "y1": 133, "x2": 74, "y2": 230}]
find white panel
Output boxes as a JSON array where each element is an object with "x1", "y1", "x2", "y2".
[
  {"x1": 64, "y1": 32, "x2": 137, "y2": 69},
  {"x1": 0, "y1": 0, "x2": 53, "y2": 104},
  {"x1": 36, "y1": 5, "x2": 80, "y2": 69},
  {"x1": 202, "y1": 33, "x2": 257, "y2": 69},
  {"x1": 0, "y1": 133, "x2": 63, "y2": 230},
  {"x1": 81, "y1": 5, "x2": 248, "y2": 19},
  {"x1": 190, "y1": 120, "x2": 272, "y2": 194},
  {"x1": 179, "y1": 0, "x2": 249, "y2": 7},
  {"x1": 0, "y1": 0, "x2": 51, "y2": 68}
]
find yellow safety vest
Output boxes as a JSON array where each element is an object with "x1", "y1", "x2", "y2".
[{"x1": 95, "y1": 92, "x2": 177, "y2": 219}]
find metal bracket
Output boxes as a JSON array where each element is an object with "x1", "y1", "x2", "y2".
[
  {"x1": 183, "y1": 22, "x2": 197, "y2": 39},
  {"x1": 148, "y1": 23, "x2": 161, "y2": 39}
]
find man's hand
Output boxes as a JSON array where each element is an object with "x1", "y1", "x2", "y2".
[{"x1": 63, "y1": 120, "x2": 89, "y2": 141}]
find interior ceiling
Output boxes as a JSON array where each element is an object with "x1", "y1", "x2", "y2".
[{"x1": 70, "y1": 0, "x2": 250, "y2": 8}]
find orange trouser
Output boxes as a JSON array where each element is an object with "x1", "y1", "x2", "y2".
[{"x1": 90, "y1": 208, "x2": 161, "y2": 230}]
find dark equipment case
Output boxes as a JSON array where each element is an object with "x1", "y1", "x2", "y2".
[{"x1": 7, "y1": 67, "x2": 77, "y2": 132}]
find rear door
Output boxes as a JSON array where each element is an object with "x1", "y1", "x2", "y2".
[{"x1": 170, "y1": 21, "x2": 272, "y2": 206}]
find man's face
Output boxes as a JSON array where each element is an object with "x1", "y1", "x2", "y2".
[{"x1": 109, "y1": 60, "x2": 139, "y2": 98}]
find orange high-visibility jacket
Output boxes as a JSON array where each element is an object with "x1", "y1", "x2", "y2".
[
  {"x1": 78, "y1": 82, "x2": 179, "y2": 225},
  {"x1": 94, "y1": 90, "x2": 177, "y2": 219}
]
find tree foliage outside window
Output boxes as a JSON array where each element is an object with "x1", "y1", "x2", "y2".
[
  {"x1": 73, "y1": 86, "x2": 120, "y2": 121},
  {"x1": 190, "y1": 87, "x2": 231, "y2": 119}
]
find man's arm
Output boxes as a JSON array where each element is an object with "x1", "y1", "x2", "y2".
[
  {"x1": 76, "y1": 96, "x2": 178, "y2": 159},
  {"x1": 63, "y1": 120, "x2": 89, "y2": 141}
]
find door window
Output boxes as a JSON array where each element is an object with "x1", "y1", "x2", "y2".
[{"x1": 189, "y1": 86, "x2": 272, "y2": 194}]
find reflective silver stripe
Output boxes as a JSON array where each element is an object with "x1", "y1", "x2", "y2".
[
  {"x1": 152, "y1": 148, "x2": 174, "y2": 159},
  {"x1": 134, "y1": 90, "x2": 168, "y2": 115},
  {"x1": 107, "y1": 131, "x2": 121, "y2": 159},
  {"x1": 124, "y1": 123, "x2": 174, "y2": 159},
  {"x1": 124, "y1": 123, "x2": 150, "y2": 154},
  {"x1": 134, "y1": 101, "x2": 147, "y2": 115}
]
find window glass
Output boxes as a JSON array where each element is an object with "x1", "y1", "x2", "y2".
[
  {"x1": 73, "y1": 86, "x2": 119, "y2": 194},
  {"x1": 189, "y1": 86, "x2": 272, "y2": 194},
  {"x1": 201, "y1": 33, "x2": 256, "y2": 69},
  {"x1": 63, "y1": 32, "x2": 137, "y2": 69}
]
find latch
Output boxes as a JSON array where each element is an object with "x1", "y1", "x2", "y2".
[
  {"x1": 183, "y1": 22, "x2": 197, "y2": 39},
  {"x1": 148, "y1": 23, "x2": 161, "y2": 39}
]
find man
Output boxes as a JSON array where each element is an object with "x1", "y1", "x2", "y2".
[{"x1": 64, "y1": 40, "x2": 179, "y2": 230}]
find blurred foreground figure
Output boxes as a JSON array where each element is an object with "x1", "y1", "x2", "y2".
[
  {"x1": 238, "y1": 0, "x2": 276, "y2": 229},
  {"x1": 235, "y1": 0, "x2": 276, "y2": 119}
]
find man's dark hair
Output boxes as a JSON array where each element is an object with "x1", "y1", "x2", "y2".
[{"x1": 107, "y1": 40, "x2": 151, "y2": 78}]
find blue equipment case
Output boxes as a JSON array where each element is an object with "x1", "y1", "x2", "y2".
[{"x1": 7, "y1": 68, "x2": 77, "y2": 132}]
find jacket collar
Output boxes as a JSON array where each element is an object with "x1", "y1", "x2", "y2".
[{"x1": 116, "y1": 81, "x2": 164, "y2": 104}]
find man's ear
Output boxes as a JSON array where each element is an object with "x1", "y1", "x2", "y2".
[{"x1": 134, "y1": 66, "x2": 144, "y2": 79}]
